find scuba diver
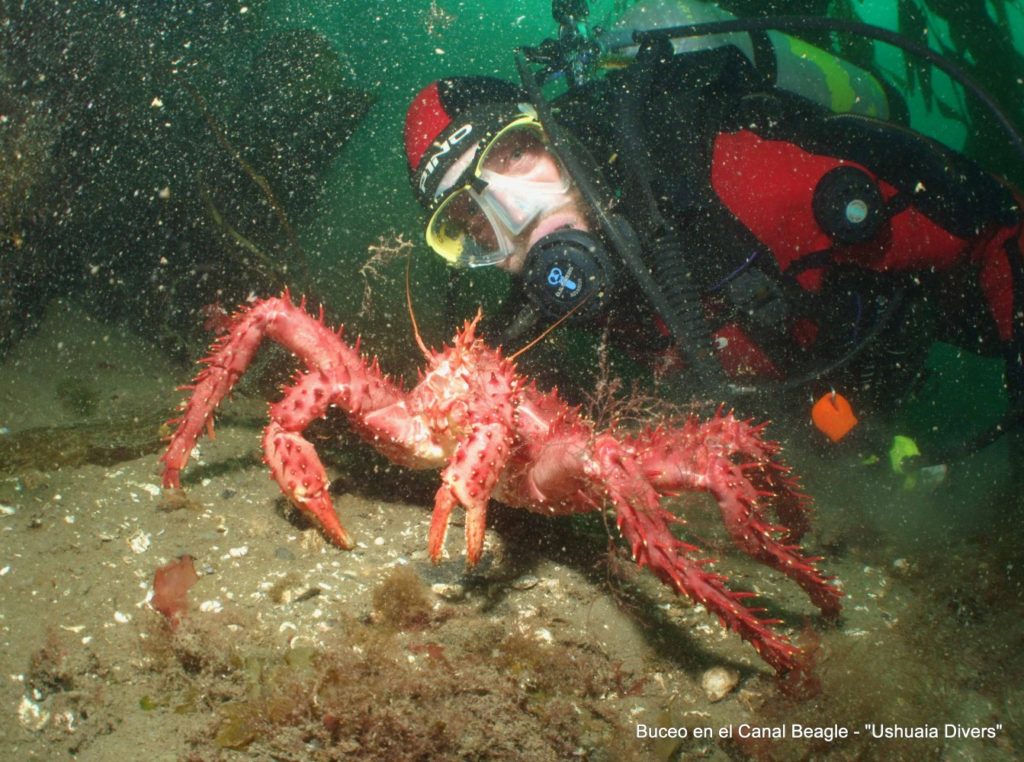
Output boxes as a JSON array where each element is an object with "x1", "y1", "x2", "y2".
[{"x1": 402, "y1": 1, "x2": 1024, "y2": 481}]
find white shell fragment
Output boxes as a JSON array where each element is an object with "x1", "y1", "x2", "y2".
[
  {"x1": 127, "y1": 530, "x2": 151, "y2": 554},
  {"x1": 140, "y1": 483, "x2": 161, "y2": 497},
  {"x1": 701, "y1": 666, "x2": 740, "y2": 702},
  {"x1": 17, "y1": 695, "x2": 49, "y2": 731}
]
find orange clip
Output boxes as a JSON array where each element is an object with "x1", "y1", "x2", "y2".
[{"x1": 811, "y1": 390, "x2": 859, "y2": 443}]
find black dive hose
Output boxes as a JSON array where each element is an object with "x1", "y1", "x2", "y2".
[
  {"x1": 609, "y1": 37, "x2": 727, "y2": 391},
  {"x1": 514, "y1": 50, "x2": 727, "y2": 391},
  {"x1": 726, "y1": 288, "x2": 906, "y2": 395}
]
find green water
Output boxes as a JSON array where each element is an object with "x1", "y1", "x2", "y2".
[
  {"x1": 3, "y1": 0, "x2": 1021, "y2": 356},
  {"x1": 2, "y1": 2, "x2": 1024, "y2": 759}
]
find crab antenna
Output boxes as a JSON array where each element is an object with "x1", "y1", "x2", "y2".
[
  {"x1": 509, "y1": 297, "x2": 589, "y2": 361},
  {"x1": 405, "y1": 248, "x2": 431, "y2": 359}
]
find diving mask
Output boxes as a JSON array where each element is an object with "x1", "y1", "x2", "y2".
[{"x1": 425, "y1": 114, "x2": 573, "y2": 267}]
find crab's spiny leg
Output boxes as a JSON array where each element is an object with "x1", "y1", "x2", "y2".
[
  {"x1": 592, "y1": 433, "x2": 803, "y2": 673},
  {"x1": 261, "y1": 369, "x2": 353, "y2": 548},
  {"x1": 428, "y1": 420, "x2": 511, "y2": 565}
]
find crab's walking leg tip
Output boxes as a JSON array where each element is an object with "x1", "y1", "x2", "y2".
[
  {"x1": 323, "y1": 523, "x2": 354, "y2": 550},
  {"x1": 464, "y1": 503, "x2": 487, "y2": 567},
  {"x1": 428, "y1": 485, "x2": 457, "y2": 563}
]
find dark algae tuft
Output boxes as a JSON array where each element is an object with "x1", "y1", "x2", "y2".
[{"x1": 139, "y1": 570, "x2": 644, "y2": 760}]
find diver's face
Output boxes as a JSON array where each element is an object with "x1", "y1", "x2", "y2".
[
  {"x1": 493, "y1": 183, "x2": 591, "y2": 274},
  {"x1": 449, "y1": 132, "x2": 591, "y2": 274}
]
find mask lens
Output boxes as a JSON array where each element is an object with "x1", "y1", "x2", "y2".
[
  {"x1": 477, "y1": 120, "x2": 548, "y2": 173},
  {"x1": 424, "y1": 114, "x2": 572, "y2": 268},
  {"x1": 426, "y1": 188, "x2": 513, "y2": 267}
]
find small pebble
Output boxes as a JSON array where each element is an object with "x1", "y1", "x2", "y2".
[
  {"x1": 892, "y1": 557, "x2": 911, "y2": 574},
  {"x1": 701, "y1": 666, "x2": 739, "y2": 702},
  {"x1": 431, "y1": 582, "x2": 466, "y2": 601},
  {"x1": 511, "y1": 575, "x2": 539, "y2": 590}
]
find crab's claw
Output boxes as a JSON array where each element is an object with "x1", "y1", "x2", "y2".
[{"x1": 263, "y1": 421, "x2": 353, "y2": 549}]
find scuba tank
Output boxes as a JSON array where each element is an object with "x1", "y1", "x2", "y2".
[{"x1": 597, "y1": 0, "x2": 892, "y2": 119}]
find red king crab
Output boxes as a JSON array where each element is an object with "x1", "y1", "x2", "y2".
[{"x1": 161, "y1": 292, "x2": 842, "y2": 673}]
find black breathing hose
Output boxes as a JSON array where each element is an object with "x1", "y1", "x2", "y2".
[{"x1": 515, "y1": 50, "x2": 727, "y2": 391}]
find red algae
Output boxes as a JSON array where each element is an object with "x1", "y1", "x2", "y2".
[{"x1": 152, "y1": 555, "x2": 200, "y2": 629}]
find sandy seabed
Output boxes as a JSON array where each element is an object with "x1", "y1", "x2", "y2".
[{"x1": 0, "y1": 300, "x2": 1021, "y2": 761}]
